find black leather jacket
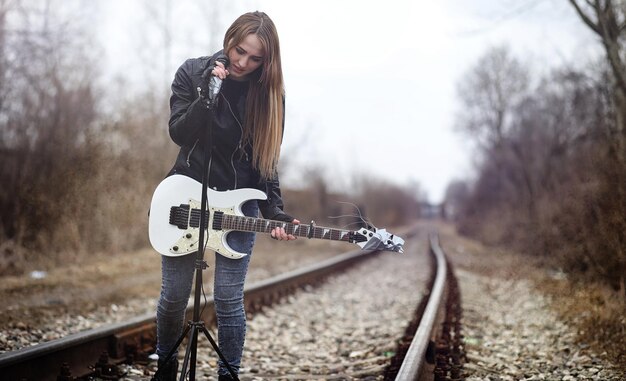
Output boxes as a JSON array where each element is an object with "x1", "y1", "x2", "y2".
[{"x1": 167, "y1": 51, "x2": 289, "y2": 220}]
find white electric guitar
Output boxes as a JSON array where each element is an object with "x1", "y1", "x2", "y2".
[{"x1": 148, "y1": 175, "x2": 405, "y2": 259}]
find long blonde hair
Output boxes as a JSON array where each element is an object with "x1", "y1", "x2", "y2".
[{"x1": 224, "y1": 11, "x2": 284, "y2": 180}]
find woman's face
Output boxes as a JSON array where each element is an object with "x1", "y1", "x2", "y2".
[{"x1": 227, "y1": 34, "x2": 265, "y2": 81}]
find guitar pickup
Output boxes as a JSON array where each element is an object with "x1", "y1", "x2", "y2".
[{"x1": 169, "y1": 204, "x2": 190, "y2": 229}]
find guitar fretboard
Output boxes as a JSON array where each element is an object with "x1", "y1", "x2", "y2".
[{"x1": 213, "y1": 212, "x2": 359, "y2": 242}]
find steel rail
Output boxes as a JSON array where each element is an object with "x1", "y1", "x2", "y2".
[
  {"x1": 394, "y1": 233, "x2": 448, "y2": 380},
  {"x1": 0, "y1": 225, "x2": 417, "y2": 381}
]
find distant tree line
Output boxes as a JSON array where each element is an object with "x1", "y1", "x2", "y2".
[{"x1": 446, "y1": 1, "x2": 625, "y2": 295}]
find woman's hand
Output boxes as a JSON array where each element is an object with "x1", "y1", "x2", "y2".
[
  {"x1": 211, "y1": 60, "x2": 229, "y2": 79},
  {"x1": 270, "y1": 218, "x2": 300, "y2": 241}
]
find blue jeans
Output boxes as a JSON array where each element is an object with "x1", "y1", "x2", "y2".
[{"x1": 156, "y1": 200, "x2": 258, "y2": 376}]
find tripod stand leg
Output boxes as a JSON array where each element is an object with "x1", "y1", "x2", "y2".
[
  {"x1": 176, "y1": 322, "x2": 239, "y2": 381},
  {"x1": 179, "y1": 323, "x2": 198, "y2": 381},
  {"x1": 199, "y1": 325, "x2": 240, "y2": 380}
]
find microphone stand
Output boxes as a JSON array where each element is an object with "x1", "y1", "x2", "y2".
[{"x1": 152, "y1": 87, "x2": 239, "y2": 381}]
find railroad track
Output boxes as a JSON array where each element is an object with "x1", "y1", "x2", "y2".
[
  {"x1": 0, "y1": 226, "x2": 463, "y2": 380},
  {"x1": 388, "y1": 234, "x2": 464, "y2": 380}
]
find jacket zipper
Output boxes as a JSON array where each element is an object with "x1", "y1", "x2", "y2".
[
  {"x1": 186, "y1": 139, "x2": 199, "y2": 167},
  {"x1": 186, "y1": 95, "x2": 245, "y2": 191},
  {"x1": 222, "y1": 94, "x2": 246, "y2": 190}
]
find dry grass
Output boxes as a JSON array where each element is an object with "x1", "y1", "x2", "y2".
[
  {"x1": 0, "y1": 235, "x2": 351, "y2": 329},
  {"x1": 538, "y1": 278, "x2": 626, "y2": 372}
]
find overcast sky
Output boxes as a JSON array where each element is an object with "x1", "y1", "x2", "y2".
[{"x1": 98, "y1": 0, "x2": 599, "y2": 202}]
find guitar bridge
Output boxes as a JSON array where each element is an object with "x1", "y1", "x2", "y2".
[
  {"x1": 169, "y1": 203, "x2": 210, "y2": 230},
  {"x1": 169, "y1": 204, "x2": 190, "y2": 229}
]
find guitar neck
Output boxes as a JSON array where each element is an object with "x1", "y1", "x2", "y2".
[{"x1": 215, "y1": 212, "x2": 355, "y2": 242}]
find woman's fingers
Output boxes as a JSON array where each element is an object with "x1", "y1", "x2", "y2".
[
  {"x1": 270, "y1": 226, "x2": 297, "y2": 241},
  {"x1": 212, "y1": 61, "x2": 229, "y2": 79}
]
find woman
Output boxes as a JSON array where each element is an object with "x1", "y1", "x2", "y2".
[{"x1": 155, "y1": 11, "x2": 299, "y2": 381}]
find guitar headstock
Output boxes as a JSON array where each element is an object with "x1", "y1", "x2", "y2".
[{"x1": 353, "y1": 225, "x2": 405, "y2": 253}]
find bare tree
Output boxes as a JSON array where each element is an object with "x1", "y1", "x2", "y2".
[
  {"x1": 456, "y1": 45, "x2": 530, "y2": 149},
  {"x1": 569, "y1": 0, "x2": 626, "y2": 294},
  {"x1": 456, "y1": 46, "x2": 543, "y2": 236},
  {"x1": 454, "y1": 45, "x2": 626, "y2": 293},
  {"x1": 0, "y1": 1, "x2": 101, "y2": 270},
  {"x1": 569, "y1": 0, "x2": 625, "y2": 123}
]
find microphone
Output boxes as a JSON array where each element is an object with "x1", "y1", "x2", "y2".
[{"x1": 205, "y1": 54, "x2": 230, "y2": 109}]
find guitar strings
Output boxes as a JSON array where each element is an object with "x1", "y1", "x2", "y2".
[
  {"x1": 221, "y1": 214, "x2": 352, "y2": 241},
  {"x1": 327, "y1": 201, "x2": 373, "y2": 230}
]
